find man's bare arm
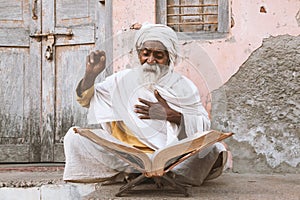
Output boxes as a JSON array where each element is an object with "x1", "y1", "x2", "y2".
[{"x1": 77, "y1": 50, "x2": 106, "y2": 96}]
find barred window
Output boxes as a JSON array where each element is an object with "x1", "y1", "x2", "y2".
[{"x1": 157, "y1": 0, "x2": 230, "y2": 38}]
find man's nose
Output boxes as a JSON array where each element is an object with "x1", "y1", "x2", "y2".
[{"x1": 146, "y1": 54, "x2": 156, "y2": 64}]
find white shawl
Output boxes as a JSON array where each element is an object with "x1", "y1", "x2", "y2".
[{"x1": 87, "y1": 68, "x2": 210, "y2": 150}]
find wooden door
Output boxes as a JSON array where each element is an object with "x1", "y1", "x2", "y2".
[
  {"x1": 0, "y1": 0, "x2": 109, "y2": 163},
  {"x1": 0, "y1": 0, "x2": 41, "y2": 162}
]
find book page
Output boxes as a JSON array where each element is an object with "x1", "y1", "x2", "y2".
[
  {"x1": 74, "y1": 128, "x2": 232, "y2": 176},
  {"x1": 74, "y1": 128, "x2": 152, "y2": 172},
  {"x1": 151, "y1": 130, "x2": 233, "y2": 174}
]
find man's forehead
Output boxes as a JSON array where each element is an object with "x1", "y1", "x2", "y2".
[{"x1": 141, "y1": 41, "x2": 167, "y2": 51}]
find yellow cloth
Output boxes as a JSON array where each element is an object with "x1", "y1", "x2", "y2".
[
  {"x1": 76, "y1": 83, "x2": 94, "y2": 108},
  {"x1": 111, "y1": 121, "x2": 154, "y2": 154},
  {"x1": 75, "y1": 82, "x2": 154, "y2": 153}
]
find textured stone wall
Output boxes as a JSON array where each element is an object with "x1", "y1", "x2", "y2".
[{"x1": 211, "y1": 35, "x2": 300, "y2": 173}]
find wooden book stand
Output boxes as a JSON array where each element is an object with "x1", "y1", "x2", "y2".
[
  {"x1": 115, "y1": 172, "x2": 189, "y2": 197},
  {"x1": 114, "y1": 151, "x2": 197, "y2": 197}
]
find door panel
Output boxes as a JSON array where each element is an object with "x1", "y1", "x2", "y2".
[
  {"x1": 56, "y1": 0, "x2": 94, "y2": 25},
  {"x1": 55, "y1": 0, "x2": 96, "y2": 46},
  {"x1": 0, "y1": 0, "x2": 30, "y2": 46},
  {"x1": 0, "y1": 48, "x2": 30, "y2": 162},
  {"x1": 0, "y1": 0, "x2": 41, "y2": 162},
  {"x1": 55, "y1": 26, "x2": 95, "y2": 46}
]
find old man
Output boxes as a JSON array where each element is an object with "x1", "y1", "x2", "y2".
[{"x1": 63, "y1": 23, "x2": 228, "y2": 186}]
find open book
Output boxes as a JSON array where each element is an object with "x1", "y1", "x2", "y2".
[{"x1": 74, "y1": 128, "x2": 233, "y2": 177}]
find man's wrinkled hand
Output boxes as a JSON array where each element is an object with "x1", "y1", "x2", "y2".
[
  {"x1": 79, "y1": 50, "x2": 106, "y2": 94},
  {"x1": 134, "y1": 90, "x2": 182, "y2": 125},
  {"x1": 86, "y1": 50, "x2": 106, "y2": 77}
]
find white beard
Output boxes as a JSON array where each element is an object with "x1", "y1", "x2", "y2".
[{"x1": 138, "y1": 63, "x2": 169, "y2": 89}]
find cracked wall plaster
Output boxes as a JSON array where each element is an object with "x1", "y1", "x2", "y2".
[{"x1": 211, "y1": 34, "x2": 300, "y2": 173}]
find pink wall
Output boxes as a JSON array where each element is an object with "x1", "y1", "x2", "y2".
[
  {"x1": 201, "y1": 0, "x2": 300, "y2": 84},
  {"x1": 111, "y1": 0, "x2": 300, "y2": 113},
  {"x1": 112, "y1": 0, "x2": 155, "y2": 33}
]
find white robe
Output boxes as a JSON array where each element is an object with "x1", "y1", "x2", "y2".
[
  {"x1": 63, "y1": 68, "x2": 228, "y2": 185},
  {"x1": 88, "y1": 68, "x2": 210, "y2": 149}
]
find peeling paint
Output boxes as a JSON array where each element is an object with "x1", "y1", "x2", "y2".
[
  {"x1": 296, "y1": 9, "x2": 300, "y2": 26},
  {"x1": 233, "y1": 125, "x2": 300, "y2": 168},
  {"x1": 212, "y1": 35, "x2": 300, "y2": 172}
]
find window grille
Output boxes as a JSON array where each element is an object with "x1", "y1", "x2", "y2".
[
  {"x1": 157, "y1": 0, "x2": 230, "y2": 38},
  {"x1": 167, "y1": 0, "x2": 219, "y2": 32}
]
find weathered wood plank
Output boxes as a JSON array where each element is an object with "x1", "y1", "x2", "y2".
[
  {"x1": 0, "y1": 0, "x2": 108, "y2": 163},
  {"x1": 54, "y1": 144, "x2": 65, "y2": 162},
  {"x1": 0, "y1": 1, "x2": 23, "y2": 20},
  {"x1": 218, "y1": 0, "x2": 230, "y2": 32},
  {"x1": 0, "y1": 145, "x2": 30, "y2": 162},
  {"x1": 0, "y1": 0, "x2": 40, "y2": 163},
  {"x1": 156, "y1": 0, "x2": 167, "y2": 24},
  {"x1": 55, "y1": 25, "x2": 95, "y2": 46},
  {"x1": 40, "y1": 0, "x2": 99, "y2": 162},
  {"x1": 52, "y1": 0, "x2": 108, "y2": 163},
  {"x1": 0, "y1": 28, "x2": 30, "y2": 47},
  {"x1": 55, "y1": 1, "x2": 92, "y2": 25},
  {"x1": 40, "y1": 0, "x2": 55, "y2": 162},
  {"x1": 0, "y1": 0, "x2": 30, "y2": 46},
  {"x1": 27, "y1": 0, "x2": 42, "y2": 163},
  {"x1": 0, "y1": 48, "x2": 27, "y2": 139},
  {"x1": 55, "y1": 45, "x2": 91, "y2": 144}
]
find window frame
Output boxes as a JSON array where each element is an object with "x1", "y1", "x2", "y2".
[{"x1": 156, "y1": 0, "x2": 231, "y2": 40}]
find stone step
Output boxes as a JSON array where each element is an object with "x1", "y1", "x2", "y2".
[{"x1": 0, "y1": 167, "x2": 299, "y2": 200}]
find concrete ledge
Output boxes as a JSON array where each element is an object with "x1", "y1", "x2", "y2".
[
  {"x1": 1, "y1": 183, "x2": 96, "y2": 200},
  {"x1": 0, "y1": 164, "x2": 64, "y2": 187},
  {"x1": 0, "y1": 167, "x2": 299, "y2": 200}
]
